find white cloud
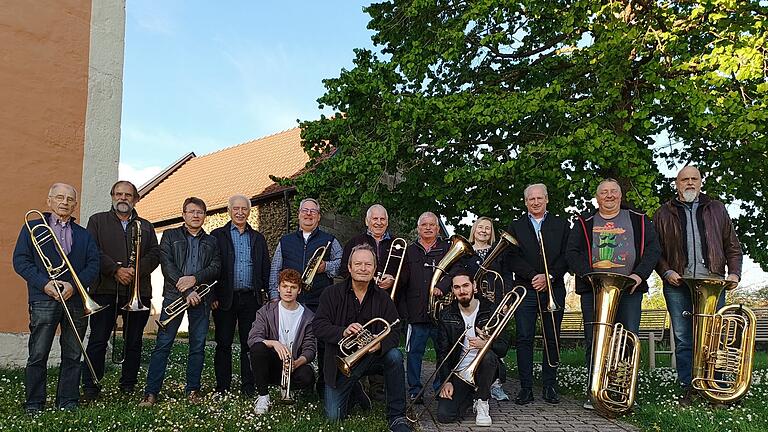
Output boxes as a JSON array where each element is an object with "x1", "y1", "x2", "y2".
[{"x1": 119, "y1": 162, "x2": 163, "y2": 189}]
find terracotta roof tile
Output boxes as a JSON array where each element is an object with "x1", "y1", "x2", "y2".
[{"x1": 136, "y1": 127, "x2": 308, "y2": 223}]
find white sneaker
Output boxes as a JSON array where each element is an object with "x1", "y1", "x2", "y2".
[
  {"x1": 473, "y1": 399, "x2": 492, "y2": 426},
  {"x1": 490, "y1": 381, "x2": 509, "y2": 401},
  {"x1": 254, "y1": 394, "x2": 270, "y2": 415}
]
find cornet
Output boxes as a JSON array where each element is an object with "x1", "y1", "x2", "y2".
[{"x1": 156, "y1": 281, "x2": 217, "y2": 331}]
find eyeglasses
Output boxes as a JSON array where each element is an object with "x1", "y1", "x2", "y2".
[
  {"x1": 299, "y1": 208, "x2": 319, "y2": 215},
  {"x1": 49, "y1": 195, "x2": 76, "y2": 204},
  {"x1": 185, "y1": 210, "x2": 205, "y2": 216}
]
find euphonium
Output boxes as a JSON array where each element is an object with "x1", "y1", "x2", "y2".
[
  {"x1": 474, "y1": 230, "x2": 518, "y2": 303},
  {"x1": 585, "y1": 272, "x2": 641, "y2": 417},
  {"x1": 337, "y1": 318, "x2": 400, "y2": 377},
  {"x1": 683, "y1": 277, "x2": 755, "y2": 404},
  {"x1": 301, "y1": 240, "x2": 331, "y2": 291},
  {"x1": 429, "y1": 235, "x2": 474, "y2": 321}
]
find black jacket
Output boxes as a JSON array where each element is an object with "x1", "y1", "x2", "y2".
[
  {"x1": 339, "y1": 232, "x2": 393, "y2": 279},
  {"x1": 395, "y1": 239, "x2": 450, "y2": 324},
  {"x1": 313, "y1": 279, "x2": 401, "y2": 387},
  {"x1": 211, "y1": 221, "x2": 271, "y2": 310},
  {"x1": 566, "y1": 207, "x2": 661, "y2": 294},
  {"x1": 505, "y1": 213, "x2": 569, "y2": 292},
  {"x1": 159, "y1": 226, "x2": 221, "y2": 301},
  {"x1": 85, "y1": 209, "x2": 161, "y2": 297},
  {"x1": 436, "y1": 298, "x2": 510, "y2": 380}
]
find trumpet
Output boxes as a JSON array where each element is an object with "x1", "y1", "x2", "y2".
[
  {"x1": 24, "y1": 210, "x2": 106, "y2": 385},
  {"x1": 301, "y1": 241, "x2": 331, "y2": 291},
  {"x1": 280, "y1": 341, "x2": 295, "y2": 404},
  {"x1": 536, "y1": 230, "x2": 561, "y2": 368},
  {"x1": 474, "y1": 230, "x2": 518, "y2": 303},
  {"x1": 337, "y1": 318, "x2": 400, "y2": 377},
  {"x1": 156, "y1": 281, "x2": 217, "y2": 331},
  {"x1": 683, "y1": 277, "x2": 755, "y2": 404},
  {"x1": 428, "y1": 235, "x2": 474, "y2": 322},
  {"x1": 376, "y1": 238, "x2": 407, "y2": 300}
]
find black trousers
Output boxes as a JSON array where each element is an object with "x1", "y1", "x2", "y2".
[
  {"x1": 514, "y1": 287, "x2": 565, "y2": 389},
  {"x1": 82, "y1": 294, "x2": 150, "y2": 393},
  {"x1": 213, "y1": 291, "x2": 259, "y2": 393},
  {"x1": 437, "y1": 351, "x2": 497, "y2": 423},
  {"x1": 250, "y1": 342, "x2": 315, "y2": 396},
  {"x1": 305, "y1": 302, "x2": 325, "y2": 395}
]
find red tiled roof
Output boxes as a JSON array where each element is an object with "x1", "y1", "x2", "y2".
[{"x1": 136, "y1": 127, "x2": 308, "y2": 223}]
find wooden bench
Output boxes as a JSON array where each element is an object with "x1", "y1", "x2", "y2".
[
  {"x1": 638, "y1": 309, "x2": 673, "y2": 369},
  {"x1": 752, "y1": 308, "x2": 768, "y2": 343}
]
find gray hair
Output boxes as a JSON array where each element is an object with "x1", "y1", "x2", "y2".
[
  {"x1": 417, "y1": 211, "x2": 438, "y2": 226},
  {"x1": 523, "y1": 183, "x2": 548, "y2": 200},
  {"x1": 349, "y1": 243, "x2": 377, "y2": 268},
  {"x1": 299, "y1": 198, "x2": 320, "y2": 212},
  {"x1": 365, "y1": 204, "x2": 388, "y2": 220},
  {"x1": 228, "y1": 194, "x2": 251, "y2": 211},
  {"x1": 596, "y1": 178, "x2": 621, "y2": 196},
  {"x1": 48, "y1": 183, "x2": 78, "y2": 200}
]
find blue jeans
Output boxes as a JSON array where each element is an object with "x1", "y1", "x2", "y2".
[
  {"x1": 580, "y1": 289, "x2": 642, "y2": 376},
  {"x1": 406, "y1": 322, "x2": 439, "y2": 397},
  {"x1": 144, "y1": 297, "x2": 210, "y2": 396},
  {"x1": 325, "y1": 347, "x2": 406, "y2": 425},
  {"x1": 26, "y1": 299, "x2": 87, "y2": 410},
  {"x1": 663, "y1": 281, "x2": 726, "y2": 387}
]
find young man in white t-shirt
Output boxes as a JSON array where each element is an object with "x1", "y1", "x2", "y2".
[
  {"x1": 247, "y1": 269, "x2": 316, "y2": 414},
  {"x1": 435, "y1": 269, "x2": 510, "y2": 427}
]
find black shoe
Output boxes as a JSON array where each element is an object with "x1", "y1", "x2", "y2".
[
  {"x1": 678, "y1": 386, "x2": 694, "y2": 407},
  {"x1": 241, "y1": 386, "x2": 256, "y2": 398},
  {"x1": 409, "y1": 394, "x2": 424, "y2": 405},
  {"x1": 119, "y1": 385, "x2": 136, "y2": 395},
  {"x1": 80, "y1": 389, "x2": 100, "y2": 404},
  {"x1": 389, "y1": 416, "x2": 413, "y2": 432},
  {"x1": 543, "y1": 387, "x2": 560, "y2": 404},
  {"x1": 514, "y1": 388, "x2": 534, "y2": 405}
]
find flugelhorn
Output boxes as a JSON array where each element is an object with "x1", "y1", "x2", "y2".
[
  {"x1": 337, "y1": 318, "x2": 400, "y2": 377},
  {"x1": 536, "y1": 230, "x2": 561, "y2": 368},
  {"x1": 428, "y1": 235, "x2": 474, "y2": 322},
  {"x1": 585, "y1": 272, "x2": 641, "y2": 417},
  {"x1": 474, "y1": 230, "x2": 518, "y2": 303},
  {"x1": 377, "y1": 237, "x2": 407, "y2": 300},
  {"x1": 301, "y1": 241, "x2": 331, "y2": 291},
  {"x1": 156, "y1": 281, "x2": 217, "y2": 331},
  {"x1": 683, "y1": 277, "x2": 755, "y2": 404},
  {"x1": 24, "y1": 210, "x2": 106, "y2": 385}
]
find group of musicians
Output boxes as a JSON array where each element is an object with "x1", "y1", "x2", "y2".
[{"x1": 12, "y1": 164, "x2": 743, "y2": 430}]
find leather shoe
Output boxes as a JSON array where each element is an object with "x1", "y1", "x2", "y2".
[
  {"x1": 678, "y1": 386, "x2": 694, "y2": 407},
  {"x1": 138, "y1": 393, "x2": 157, "y2": 407},
  {"x1": 514, "y1": 388, "x2": 534, "y2": 405},
  {"x1": 187, "y1": 390, "x2": 203, "y2": 405},
  {"x1": 543, "y1": 387, "x2": 560, "y2": 404}
]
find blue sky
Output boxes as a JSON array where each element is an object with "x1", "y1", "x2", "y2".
[{"x1": 119, "y1": 0, "x2": 376, "y2": 185}]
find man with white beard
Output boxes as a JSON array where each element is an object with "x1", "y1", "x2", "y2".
[{"x1": 652, "y1": 166, "x2": 743, "y2": 406}]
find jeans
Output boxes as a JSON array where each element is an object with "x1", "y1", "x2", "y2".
[
  {"x1": 580, "y1": 289, "x2": 642, "y2": 377},
  {"x1": 437, "y1": 351, "x2": 497, "y2": 423},
  {"x1": 515, "y1": 287, "x2": 565, "y2": 389},
  {"x1": 663, "y1": 281, "x2": 726, "y2": 387},
  {"x1": 82, "y1": 294, "x2": 150, "y2": 394},
  {"x1": 406, "y1": 322, "x2": 439, "y2": 397},
  {"x1": 144, "y1": 296, "x2": 210, "y2": 396},
  {"x1": 249, "y1": 342, "x2": 315, "y2": 396},
  {"x1": 212, "y1": 291, "x2": 258, "y2": 393},
  {"x1": 26, "y1": 299, "x2": 87, "y2": 410},
  {"x1": 325, "y1": 347, "x2": 406, "y2": 425}
]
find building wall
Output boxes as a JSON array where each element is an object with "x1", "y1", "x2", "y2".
[{"x1": 0, "y1": 0, "x2": 124, "y2": 366}]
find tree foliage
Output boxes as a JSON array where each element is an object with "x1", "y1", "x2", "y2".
[{"x1": 288, "y1": 0, "x2": 768, "y2": 269}]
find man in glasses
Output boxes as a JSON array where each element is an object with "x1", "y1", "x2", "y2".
[{"x1": 269, "y1": 197, "x2": 342, "y2": 398}]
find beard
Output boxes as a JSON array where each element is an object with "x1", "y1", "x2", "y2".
[
  {"x1": 458, "y1": 297, "x2": 473, "y2": 308},
  {"x1": 681, "y1": 190, "x2": 698, "y2": 203},
  {"x1": 113, "y1": 201, "x2": 133, "y2": 214}
]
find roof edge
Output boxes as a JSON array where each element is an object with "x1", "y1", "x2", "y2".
[{"x1": 138, "y1": 152, "x2": 196, "y2": 198}]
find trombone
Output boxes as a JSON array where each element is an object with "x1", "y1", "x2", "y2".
[
  {"x1": 536, "y1": 230, "x2": 561, "y2": 368},
  {"x1": 113, "y1": 220, "x2": 150, "y2": 364},
  {"x1": 301, "y1": 241, "x2": 331, "y2": 291},
  {"x1": 24, "y1": 210, "x2": 106, "y2": 385},
  {"x1": 376, "y1": 237, "x2": 407, "y2": 300},
  {"x1": 156, "y1": 281, "x2": 217, "y2": 331}
]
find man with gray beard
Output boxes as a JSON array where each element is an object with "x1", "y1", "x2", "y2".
[{"x1": 652, "y1": 166, "x2": 743, "y2": 406}]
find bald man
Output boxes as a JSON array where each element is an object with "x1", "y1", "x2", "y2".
[{"x1": 653, "y1": 166, "x2": 743, "y2": 406}]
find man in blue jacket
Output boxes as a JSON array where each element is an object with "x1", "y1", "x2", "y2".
[{"x1": 13, "y1": 183, "x2": 100, "y2": 414}]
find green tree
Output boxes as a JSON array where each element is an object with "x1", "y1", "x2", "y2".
[{"x1": 287, "y1": 0, "x2": 768, "y2": 268}]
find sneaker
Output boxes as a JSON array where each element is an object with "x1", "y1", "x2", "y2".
[
  {"x1": 490, "y1": 381, "x2": 509, "y2": 401},
  {"x1": 254, "y1": 394, "x2": 270, "y2": 415},
  {"x1": 138, "y1": 393, "x2": 157, "y2": 407},
  {"x1": 583, "y1": 400, "x2": 594, "y2": 410},
  {"x1": 473, "y1": 399, "x2": 492, "y2": 426}
]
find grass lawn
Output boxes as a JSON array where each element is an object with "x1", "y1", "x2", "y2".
[{"x1": 2, "y1": 338, "x2": 767, "y2": 431}]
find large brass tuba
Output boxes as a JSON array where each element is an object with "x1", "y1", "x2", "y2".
[
  {"x1": 301, "y1": 240, "x2": 331, "y2": 291},
  {"x1": 428, "y1": 235, "x2": 474, "y2": 321},
  {"x1": 473, "y1": 230, "x2": 518, "y2": 303},
  {"x1": 585, "y1": 272, "x2": 641, "y2": 417},
  {"x1": 337, "y1": 318, "x2": 400, "y2": 377},
  {"x1": 683, "y1": 277, "x2": 755, "y2": 404}
]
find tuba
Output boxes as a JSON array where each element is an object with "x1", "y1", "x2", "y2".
[
  {"x1": 585, "y1": 272, "x2": 641, "y2": 417},
  {"x1": 683, "y1": 277, "x2": 755, "y2": 404},
  {"x1": 301, "y1": 240, "x2": 331, "y2": 291},
  {"x1": 474, "y1": 230, "x2": 518, "y2": 303},
  {"x1": 428, "y1": 235, "x2": 474, "y2": 322},
  {"x1": 337, "y1": 318, "x2": 400, "y2": 377}
]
